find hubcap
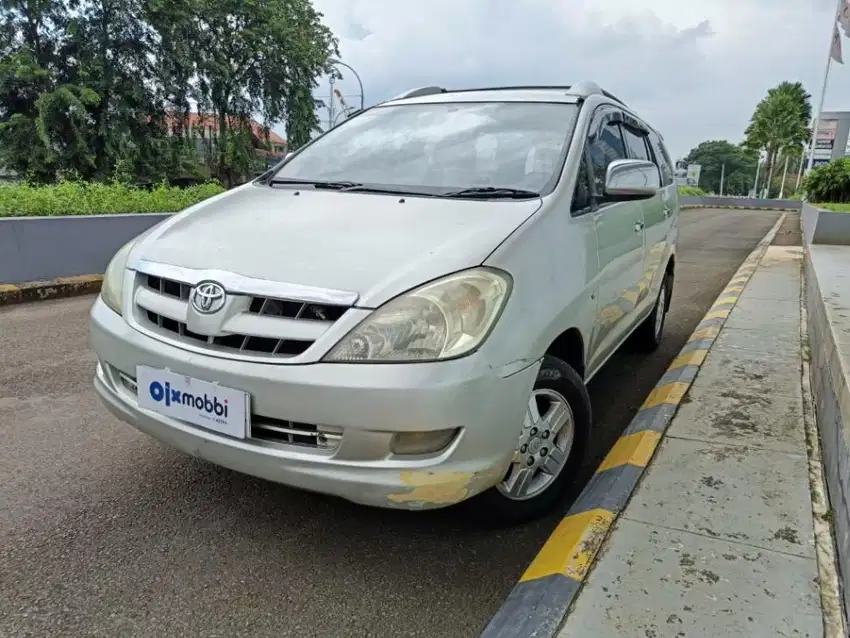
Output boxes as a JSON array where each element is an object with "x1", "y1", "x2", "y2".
[
  {"x1": 654, "y1": 283, "x2": 666, "y2": 339},
  {"x1": 498, "y1": 388, "x2": 576, "y2": 501}
]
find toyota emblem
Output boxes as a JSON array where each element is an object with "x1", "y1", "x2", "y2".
[{"x1": 191, "y1": 281, "x2": 226, "y2": 314}]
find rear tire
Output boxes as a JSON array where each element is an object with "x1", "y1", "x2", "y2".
[
  {"x1": 474, "y1": 355, "x2": 591, "y2": 526},
  {"x1": 634, "y1": 272, "x2": 672, "y2": 352}
]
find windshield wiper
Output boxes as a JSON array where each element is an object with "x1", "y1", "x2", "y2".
[
  {"x1": 268, "y1": 178, "x2": 363, "y2": 190},
  {"x1": 439, "y1": 187, "x2": 540, "y2": 199}
]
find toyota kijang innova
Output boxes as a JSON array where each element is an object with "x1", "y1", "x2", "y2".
[{"x1": 89, "y1": 81, "x2": 679, "y2": 523}]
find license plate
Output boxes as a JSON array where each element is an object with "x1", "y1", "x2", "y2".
[{"x1": 136, "y1": 366, "x2": 250, "y2": 439}]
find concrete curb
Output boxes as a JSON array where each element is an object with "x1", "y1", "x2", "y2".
[
  {"x1": 478, "y1": 213, "x2": 788, "y2": 638},
  {"x1": 0, "y1": 275, "x2": 103, "y2": 308}
]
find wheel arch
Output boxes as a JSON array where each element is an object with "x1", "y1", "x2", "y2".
[{"x1": 544, "y1": 327, "x2": 586, "y2": 379}]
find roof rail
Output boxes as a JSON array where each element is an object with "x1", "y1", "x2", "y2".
[
  {"x1": 452, "y1": 85, "x2": 573, "y2": 92},
  {"x1": 566, "y1": 81, "x2": 627, "y2": 106},
  {"x1": 389, "y1": 86, "x2": 447, "y2": 101}
]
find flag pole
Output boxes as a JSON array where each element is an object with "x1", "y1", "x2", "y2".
[{"x1": 808, "y1": 4, "x2": 841, "y2": 172}]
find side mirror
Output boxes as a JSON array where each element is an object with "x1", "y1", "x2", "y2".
[
  {"x1": 604, "y1": 159, "x2": 661, "y2": 200},
  {"x1": 285, "y1": 152, "x2": 294, "y2": 160}
]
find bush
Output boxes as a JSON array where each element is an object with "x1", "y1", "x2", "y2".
[
  {"x1": 801, "y1": 158, "x2": 850, "y2": 203},
  {"x1": 0, "y1": 179, "x2": 226, "y2": 217},
  {"x1": 677, "y1": 185, "x2": 707, "y2": 196}
]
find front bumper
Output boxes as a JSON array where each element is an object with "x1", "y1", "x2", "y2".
[{"x1": 89, "y1": 296, "x2": 540, "y2": 509}]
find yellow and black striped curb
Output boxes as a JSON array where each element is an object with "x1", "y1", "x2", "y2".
[
  {"x1": 680, "y1": 204, "x2": 801, "y2": 212},
  {"x1": 479, "y1": 213, "x2": 788, "y2": 638},
  {"x1": 0, "y1": 275, "x2": 103, "y2": 308}
]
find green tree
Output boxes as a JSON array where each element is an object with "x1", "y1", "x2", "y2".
[
  {"x1": 683, "y1": 140, "x2": 758, "y2": 196},
  {"x1": 176, "y1": 0, "x2": 338, "y2": 185},
  {"x1": 0, "y1": 0, "x2": 70, "y2": 181},
  {"x1": 0, "y1": 0, "x2": 337, "y2": 185},
  {"x1": 744, "y1": 81, "x2": 811, "y2": 198}
]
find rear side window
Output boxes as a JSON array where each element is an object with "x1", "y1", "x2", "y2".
[
  {"x1": 588, "y1": 121, "x2": 627, "y2": 195},
  {"x1": 647, "y1": 131, "x2": 674, "y2": 186},
  {"x1": 621, "y1": 125, "x2": 649, "y2": 161}
]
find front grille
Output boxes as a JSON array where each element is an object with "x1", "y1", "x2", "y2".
[
  {"x1": 251, "y1": 415, "x2": 342, "y2": 450},
  {"x1": 143, "y1": 310, "x2": 312, "y2": 355},
  {"x1": 136, "y1": 272, "x2": 350, "y2": 360}
]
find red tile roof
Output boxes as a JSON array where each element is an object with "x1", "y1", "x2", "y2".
[{"x1": 166, "y1": 113, "x2": 286, "y2": 145}]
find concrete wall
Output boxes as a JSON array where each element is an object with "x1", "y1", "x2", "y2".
[
  {"x1": 806, "y1": 244, "x2": 850, "y2": 624},
  {"x1": 0, "y1": 197, "x2": 805, "y2": 284},
  {"x1": 679, "y1": 195, "x2": 802, "y2": 210},
  {"x1": 802, "y1": 203, "x2": 850, "y2": 246},
  {"x1": 0, "y1": 214, "x2": 169, "y2": 283}
]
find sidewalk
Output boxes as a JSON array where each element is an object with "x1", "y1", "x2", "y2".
[{"x1": 557, "y1": 243, "x2": 839, "y2": 637}]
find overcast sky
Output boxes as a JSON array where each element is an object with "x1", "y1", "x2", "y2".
[{"x1": 284, "y1": 0, "x2": 850, "y2": 160}]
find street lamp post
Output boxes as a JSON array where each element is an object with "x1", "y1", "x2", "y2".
[{"x1": 330, "y1": 59, "x2": 364, "y2": 110}]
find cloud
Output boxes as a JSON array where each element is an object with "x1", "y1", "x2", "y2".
[{"x1": 295, "y1": 0, "x2": 850, "y2": 159}]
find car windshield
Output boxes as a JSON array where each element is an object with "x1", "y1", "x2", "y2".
[{"x1": 272, "y1": 101, "x2": 579, "y2": 195}]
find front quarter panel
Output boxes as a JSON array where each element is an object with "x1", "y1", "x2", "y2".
[{"x1": 482, "y1": 197, "x2": 600, "y2": 376}]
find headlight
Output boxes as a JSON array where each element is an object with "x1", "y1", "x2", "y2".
[
  {"x1": 100, "y1": 241, "x2": 134, "y2": 315},
  {"x1": 324, "y1": 268, "x2": 512, "y2": 363}
]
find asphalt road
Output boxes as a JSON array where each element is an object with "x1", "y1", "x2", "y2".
[{"x1": 0, "y1": 208, "x2": 784, "y2": 638}]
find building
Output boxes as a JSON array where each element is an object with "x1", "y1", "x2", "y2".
[
  {"x1": 165, "y1": 113, "x2": 288, "y2": 164},
  {"x1": 811, "y1": 111, "x2": 850, "y2": 168}
]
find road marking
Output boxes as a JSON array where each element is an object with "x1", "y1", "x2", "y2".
[
  {"x1": 520, "y1": 509, "x2": 616, "y2": 582},
  {"x1": 668, "y1": 348, "x2": 709, "y2": 370},
  {"x1": 596, "y1": 430, "x2": 662, "y2": 473}
]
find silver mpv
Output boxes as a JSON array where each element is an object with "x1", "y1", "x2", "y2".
[{"x1": 89, "y1": 81, "x2": 679, "y2": 523}]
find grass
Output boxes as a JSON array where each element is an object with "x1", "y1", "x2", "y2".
[
  {"x1": 0, "y1": 179, "x2": 226, "y2": 217},
  {"x1": 677, "y1": 185, "x2": 707, "y2": 196},
  {"x1": 815, "y1": 202, "x2": 850, "y2": 212}
]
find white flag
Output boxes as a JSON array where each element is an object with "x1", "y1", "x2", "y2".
[
  {"x1": 839, "y1": 0, "x2": 850, "y2": 37},
  {"x1": 832, "y1": 22, "x2": 844, "y2": 63}
]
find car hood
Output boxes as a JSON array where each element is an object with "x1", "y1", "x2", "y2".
[{"x1": 131, "y1": 183, "x2": 541, "y2": 307}]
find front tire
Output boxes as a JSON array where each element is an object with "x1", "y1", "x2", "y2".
[
  {"x1": 475, "y1": 355, "x2": 591, "y2": 525},
  {"x1": 634, "y1": 272, "x2": 672, "y2": 351}
]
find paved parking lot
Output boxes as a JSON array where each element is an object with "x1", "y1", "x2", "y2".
[{"x1": 0, "y1": 208, "x2": 783, "y2": 638}]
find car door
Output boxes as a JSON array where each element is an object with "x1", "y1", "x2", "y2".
[
  {"x1": 585, "y1": 107, "x2": 647, "y2": 373},
  {"x1": 645, "y1": 129, "x2": 677, "y2": 299},
  {"x1": 620, "y1": 119, "x2": 666, "y2": 312}
]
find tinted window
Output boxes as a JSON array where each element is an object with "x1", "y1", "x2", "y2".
[
  {"x1": 588, "y1": 121, "x2": 627, "y2": 194},
  {"x1": 622, "y1": 125, "x2": 649, "y2": 161},
  {"x1": 571, "y1": 151, "x2": 592, "y2": 213},
  {"x1": 648, "y1": 132, "x2": 674, "y2": 186},
  {"x1": 273, "y1": 102, "x2": 579, "y2": 194}
]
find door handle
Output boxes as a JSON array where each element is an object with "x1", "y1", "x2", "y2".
[{"x1": 634, "y1": 221, "x2": 645, "y2": 233}]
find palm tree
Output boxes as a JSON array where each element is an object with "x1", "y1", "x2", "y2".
[{"x1": 744, "y1": 82, "x2": 811, "y2": 198}]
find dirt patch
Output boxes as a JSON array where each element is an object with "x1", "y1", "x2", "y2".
[
  {"x1": 773, "y1": 526, "x2": 801, "y2": 545},
  {"x1": 700, "y1": 475, "x2": 724, "y2": 489},
  {"x1": 710, "y1": 408, "x2": 759, "y2": 437},
  {"x1": 719, "y1": 388, "x2": 772, "y2": 407},
  {"x1": 771, "y1": 214, "x2": 802, "y2": 247}
]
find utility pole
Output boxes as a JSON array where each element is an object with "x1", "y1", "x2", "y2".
[
  {"x1": 752, "y1": 153, "x2": 762, "y2": 198},
  {"x1": 764, "y1": 154, "x2": 776, "y2": 199},
  {"x1": 779, "y1": 155, "x2": 790, "y2": 199},
  {"x1": 719, "y1": 163, "x2": 725, "y2": 196},
  {"x1": 328, "y1": 75, "x2": 335, "y2": 130},
  {"x1": 795, "y1": 143, "x2": 807, "y2": 193}
]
